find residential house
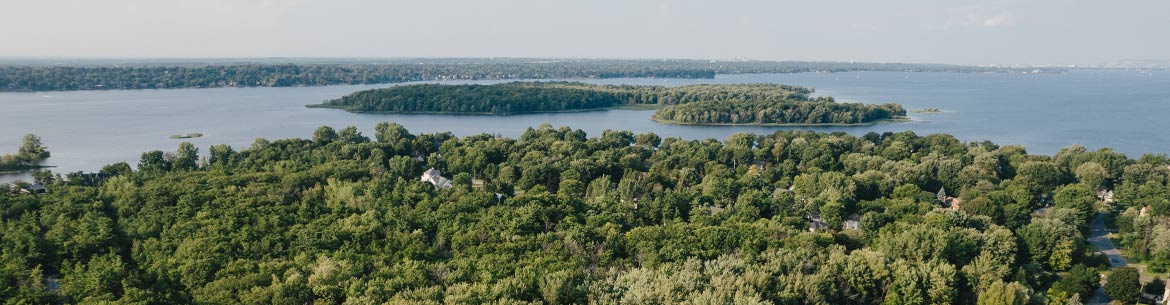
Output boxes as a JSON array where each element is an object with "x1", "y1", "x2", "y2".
[
  {"x1": 808, "y1": 214, "x2": 831, "y2": 232},
  {"x1": 28, "y1": 183, "x2": 46, "y2": 194},
  {"x1": 12, "y1": 183, "x2": 46, "y2": 194},
  {"x1": 844, "y1": 214, "x2": 862, "y2": 230},
  {"x1": 421, "y1": 168, "x2": 453, "y2": 189},
  {"x1": 938, "y1": 187, "x2": 963, "y2": 211},
  {"x1": 1097, "y1": 189, "x2": 1115, "y2": 203}
]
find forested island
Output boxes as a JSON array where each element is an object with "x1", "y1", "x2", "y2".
[
  {"x1": 312, "y1": 82, "x2": 813, "y2": 114},
  {"x1": 313, "y1": 82, "x2": 905, "y2": 125},
  {"x1": 0, "y1": 134, "x2": 50, "y2": 172},
  {"x1": 0, "y1": 59, "x2": 1064, "y2": 92},
  {"x1": 652, "y1": 99, "x2": 907, "y2": 125},
  {"x1": 2, "y1": 123, "x2": 1166, "y2": 304},
  {"x1": 312, "y1": 82, "x2": 637, "y2": 114}
]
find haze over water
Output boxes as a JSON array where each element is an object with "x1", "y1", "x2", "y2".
[{"x1": 2, "y1": 68, "x2": 1169, "y2": 182}]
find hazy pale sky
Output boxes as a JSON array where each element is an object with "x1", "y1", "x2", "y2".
[{"x1": 2, "y1": 0, "x2": 1168, "y2": 65}]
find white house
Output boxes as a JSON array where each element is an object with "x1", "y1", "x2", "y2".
[
  {"x1": 1098, "y1": 189, "x2": 1115, "y2": 203},
  {"x1": 421, "y1": 168, "x2": 453, "y2": 189}
]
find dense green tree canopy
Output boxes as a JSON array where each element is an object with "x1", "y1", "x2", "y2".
[{"x1": 0, "y1": 124, "x2": 1145, "y2": 304}]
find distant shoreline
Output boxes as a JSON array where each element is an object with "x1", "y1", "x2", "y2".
[
  {"x1": 308, "y1": 103, "x2": 661, "y2": 115},
  {"x1": 0, "y1": 59, "x2": 1066, "y2": 92}
]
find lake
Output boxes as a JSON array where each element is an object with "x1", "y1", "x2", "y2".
[{"x1": 2, "y1": 69, "x2": 1169, "y2": 183}]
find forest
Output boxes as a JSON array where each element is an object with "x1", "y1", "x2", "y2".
[
  {"x1": 2, "y1": 123, "x2": 1166, "y2": 304},
  {"x1": 653, "y1": 99, "x2": 906, "y2": 125},
  {"x1": 0, "y1": 59, "x2": 1062, "y2": 92}
]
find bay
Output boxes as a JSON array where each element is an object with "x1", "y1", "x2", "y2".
[{"x1": 2, "y1": 69, "x2": 1169, "y2": 183}]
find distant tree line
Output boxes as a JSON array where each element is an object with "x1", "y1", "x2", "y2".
[
  {"x1": 0, "y1": 59, "x2": 1063, "y2": 92},
  {"x1": 0, "y1": 63, "x2": 712, "y2": 91}
]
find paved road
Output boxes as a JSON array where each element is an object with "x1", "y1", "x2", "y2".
[
  {"x1": 1087, "y1": 213, "x2": 1127, "y2": 305},
  {"x1": 1089, "y1": 213, "x2": 1129, "y2": 268}
]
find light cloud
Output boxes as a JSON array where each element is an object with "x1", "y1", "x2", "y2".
[{"x1": 976, "y1": 13, "x2": 1016, "y2": 27}]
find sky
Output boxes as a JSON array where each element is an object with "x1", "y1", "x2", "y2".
[{"x1": 1, "y1": 0, "x2": 1168, "y2": 66}]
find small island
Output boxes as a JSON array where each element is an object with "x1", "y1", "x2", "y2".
[
  {"x1": 311, "y1": 82, "x2": 905, "y2": 125},
  {"x1": 0, "y1": 134, "x2": 51, "y2": 172},
  {"x1": 169, "y1": 133, "x2": 204, "y2": 139},
  {"x1": 911, "y1": 107, "x2": 944, "y2": 113}
]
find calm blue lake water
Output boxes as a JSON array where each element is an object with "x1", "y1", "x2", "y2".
[{"x1": 2, "y1": 69, "x2": 1169, "y2": 183}]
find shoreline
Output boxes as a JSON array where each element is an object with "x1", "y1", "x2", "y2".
[
  {"x1": 311, "y1": 102, "x2": 912, "y2": 127},
  {"x1": 307, "y1": 103, "x2": 663, "y2": 115},
  {"x1": 0, "y1": 165, "x2": 56, "y2": 174}
]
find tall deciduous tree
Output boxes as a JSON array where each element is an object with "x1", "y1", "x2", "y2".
[
  {"x1": 1103, "y1": 267, "x2": 1140, "y2": 304},
  {"x1": 18, "y1": 133, "x2": 50, "y2": 161},
  {"x1": 976, "y1": 281, "x2": 1031, "y2": 305}
]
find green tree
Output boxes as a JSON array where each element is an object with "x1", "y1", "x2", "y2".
[
  {"x1": 1018, "y1": 219, "x2": 1081, "y2": 270},
  {"x1": 1103, "y1": 267, "x2": 1140, "y2": 304},
  {"x1": 375, "y1": 121, "x2": 415, "y2": 144},
  {"x1": 172, "y1": 142, "x2": 199, "y2": 170},
  {"x1": 1074, "y1": 162, "x2": 1108, "y2": 189},
  {"x1": 313, "y1": 126, "x2": 338, "y2": 143},
  {"x1": 18, "y1": 133, "x2": 50, "y2": 161},
  {"x1": 539, "y1": 270, "x2": 583, "y2": 305},
  {"x1": 1051, "y1": 264, "x2": 1100, "y2": 299},
  {"x1": 207, "y1": 144, "x2": 235, "y2": 167},
  {"x1": 1053, "y1": 184, "x2": 1095, "y2": 225},
  {"x1": 337, "y1": 126, "x2": 369, "y2": 144},
  {"x1": 976, "y1": 281, "x2": 1031, "y2": 305},
  {"x1": 137, "y1": 150, "x2": 170, "y2": 172}
]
